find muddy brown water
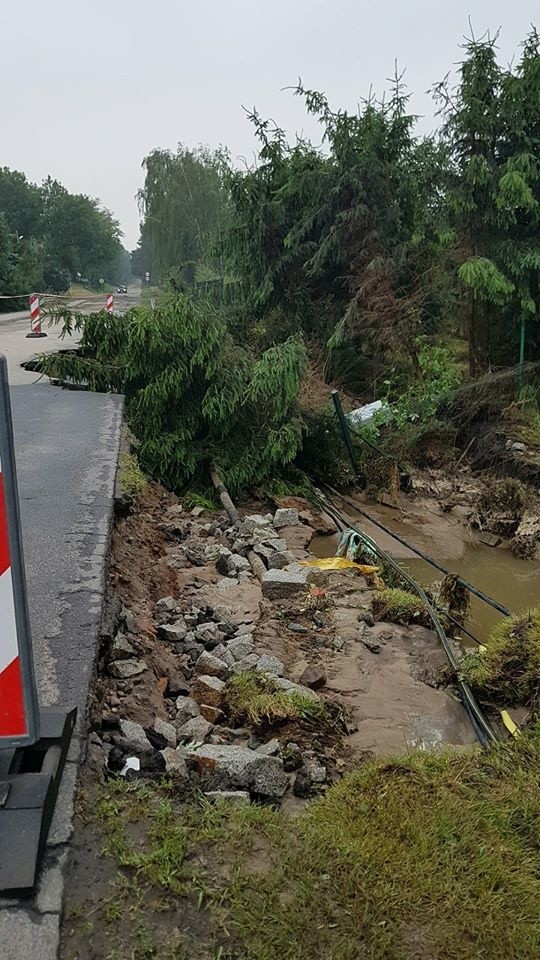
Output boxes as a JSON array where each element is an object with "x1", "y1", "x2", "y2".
[{"x1": 312, "y1": 496, "x2": 540, "y2": 645}]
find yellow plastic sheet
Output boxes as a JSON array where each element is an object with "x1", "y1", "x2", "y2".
[
  {"x1": 299, "y1": 557, "x2": 379, "y2": 574},
  {"x1": 500, "y1": 709, "x2": 521, "y2": 739}
]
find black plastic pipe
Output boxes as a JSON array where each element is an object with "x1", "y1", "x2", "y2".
[{"x1": 326, "y1": 485, "x2": 513, "y2": 618}]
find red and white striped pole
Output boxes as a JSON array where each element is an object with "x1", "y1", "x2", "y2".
[
  {"x1": 105, "y1": 293, "x2": 114, "y2": 314},
  {"x1": 0, "y1": 460, "x2": 26, "y2": 736},
  {"x1": 26, "y1": 293, "x2": 47, "y2": 339},
  {"x1": 0, "y1": 354, "x2": 39, "y2": 746}
]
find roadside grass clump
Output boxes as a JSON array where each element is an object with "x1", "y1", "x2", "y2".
[
  {"x1": 372, "y1": 586, "x2": 429, "y2": 625},
  {"x1": 225, "y1": 671, "x2": 328, "y2": 728},
  {"x1": 118, "y1": 452, "x2": 148, "y2": 501},
  {"x1": 461, "y1": 606, "x2": 540, "y2": 709}
]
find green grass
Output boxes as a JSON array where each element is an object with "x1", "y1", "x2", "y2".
[
  {"x1": 119, "y1": 452, "x2": 148, "y2": 500},
  {"x1": 73, "y1": 735, "x2": 540, "y2": 960},
  {"x1": 183, "y1": 490, "x2": 218, "y2": 512},
  {"x1": 372, "y1": 586, "x2": 429, "y2": 625},
  {"x1": 225, "y1": 670, "x2": 329, "y2": 728},
  {"x1": 461, "y1": 606, "x2": 540, "y2": 707}
]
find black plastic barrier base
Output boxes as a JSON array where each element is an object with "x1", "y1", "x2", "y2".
[{"x1": 0, "y1": 706, "x2": 77, "y2": 896}]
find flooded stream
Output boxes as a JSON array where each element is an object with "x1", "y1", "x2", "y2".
[{"x1": 313, "y1": 495, "x2": 540, "y2": 645}]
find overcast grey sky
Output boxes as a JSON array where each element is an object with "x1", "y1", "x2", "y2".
[{"x1": 1, "y1": 1, "x2": 536, "y2": 248}]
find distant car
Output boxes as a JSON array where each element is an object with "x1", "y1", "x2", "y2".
[{"x1": 117, "y1": 285, "x2": 128, "y2": 294}]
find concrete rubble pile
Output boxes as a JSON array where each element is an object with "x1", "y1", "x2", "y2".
[{"x1": 91, "y1": 503, "x2": 341, "y2": 805}]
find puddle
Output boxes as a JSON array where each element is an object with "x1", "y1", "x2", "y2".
[{"x1": 312, "y1": 496, "x2": 540, "y2": 645}]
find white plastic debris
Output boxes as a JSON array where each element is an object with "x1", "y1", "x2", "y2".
[
  {"x1": 120, "y1": 756, "x2": 141, "y2": 777},
  {"x1": 348, "y1": 400, "x2": 390, "y2": 426}
]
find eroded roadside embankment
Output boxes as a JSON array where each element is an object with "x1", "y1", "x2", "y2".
[{"x1": 59, "y1": 484, "x2": 540, "y2": 960}]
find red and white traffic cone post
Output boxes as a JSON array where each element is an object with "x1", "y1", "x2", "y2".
[
  {"x1": 105, "y1": 293, "x2": 114, "y2": 314},
  {"x1": 0, "y1": 457, "x2": 26, "y2": 737},
  {"x1": 26, "y1": 293, "x2": 47, "y2": 339}
]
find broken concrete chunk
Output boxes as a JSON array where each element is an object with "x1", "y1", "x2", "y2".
[
  {"x1": 153, "y1": 717, "x2": 177, "y2": 748},
  {"x1": 199, "y1": 704, "x2": 224, "y2": 723},
  {"x1": 239, "y1": 514, "x2": 274, "y2": 536},
  {"x1": 274, "y1": 676, "x2": 319, "y2": 700},
  {"x1": 194, "y1": 651, "x2": 229, "y2": 678},
  {"x1": 261, "y1": 568, "x2": 307, "y2": 600},
  {"x1": 158, "y1": 621, "x2": 188, "y2": 643},
  {"x1": 211, "y1": 643, "x2": 236, "y2": 668},
  {"x1": 109, "y1": 659, "x2": 147, "y2": 679},
  {"x1": 155, "y1": 595, "x2": 176, "y2": 615},
  {"x1": 256, "y1": 738, "x2": 280, "y2": 756},
  {"x1": 256, "y1": 654, "x2": 285, "y2": 676},
  {"x1": 122, "y1": 610, "x2": 139, "y2": 635},
  {"x1": 274, "y1": 507, "x2": 299, "y2": 528},
  {"x1": 177, "y1": 715, "x2": 213, "y2": 743},
  {"x1": 215, "y1": 547, "x2": 232, "y2": 575},
  {"x1": 110, "y1": 632, "x2": 134, "y2": 661},
  {"x1": 228, "y1": 553, "x2": 251, "y2": 573},
  {"x1": 161, "y1": 747, "x2": 189, "y2": 780},
  {"x1": 191, "y1": 674, "x2": 226, "y2": 707},
  {"x1": 204, "y1": 790, "x2": 250, "y2": 804},
  {"x1": 298, "y1": 665, "x2": 327, "y2": 689},
  {"x1": 309, "y1": 763, "x2": 327, "y2": 783},
  {"x1": 267, "y1": 551, "x2": 295, "y2": 570},
  {"x1": 217, "y1": 577, "x2": 239, "y2": 590},
  {"x1": 230, "y1": 653, "x2": 260, "y2": 674},
  {"x1": 226, "y1": 635, "x2": 255, "y2": 661},
  {"x1": 175, "y1": 696, "x2": 201, "y2": 725},
  {"x1": 118, "y1": 719, "x2": 150, "y2": 753},
  {"x1": 252, "y1": 543, "x2": 275, "y2": 562},
  {"x1": 187, "y1": 744, "x2": 288, "y2": 798},
  {"x1": 167, "y1": 678, "x2": 191, "y2": 698}
]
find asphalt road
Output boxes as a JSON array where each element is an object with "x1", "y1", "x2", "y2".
[
  {"x1": 0, "y1": 292, "x2": 132, "y2": 956},
  {"x1": 0, "y1": 290, "x2": 140, "y2": 709}
]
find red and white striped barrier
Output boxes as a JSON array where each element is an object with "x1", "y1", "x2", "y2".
[
  {"x1": 26, "y1": 293, "x2": 47, "y2": 339},
  {"x1": 0, "y1": 355, "x2": 39, "y2": 746},
  {"x1": 105, "y1": 293, "x2": 114, "y2": 314},
  {"x1": 0, "y1": 458, "x2": 25, "y2": 736}
]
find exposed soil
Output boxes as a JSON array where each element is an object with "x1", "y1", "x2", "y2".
[
  {"x1": 60, "y1": 475, "x2": 534, "y2": 960},
  {"x1": 94, "y1": 484, "x2": 476, "y2": 765}
]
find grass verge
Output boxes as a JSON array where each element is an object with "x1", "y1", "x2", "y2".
[{"x1": 64, "y1": 734, "x2": 540, "y2": 960}]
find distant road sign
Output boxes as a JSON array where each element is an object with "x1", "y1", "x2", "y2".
[
  {"x1": 145, "y1": 272, "x2": 150, "y2": 283},
  {"x1": 0, "y1": 355, "x2": 39, "y2": 747}
]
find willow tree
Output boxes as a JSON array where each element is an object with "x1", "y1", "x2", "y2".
[{"x1": 138, "y1": 144, "x2": 230, "y2": 284}]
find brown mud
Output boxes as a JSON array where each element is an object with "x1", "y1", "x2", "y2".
[{"x1": 313, "y1": 485, "x2": 540, "y2": 642}]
